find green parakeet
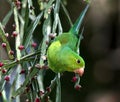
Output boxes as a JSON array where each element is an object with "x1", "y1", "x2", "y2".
[{"x1": 47, "y1": 4, "x2": 89, "y2": 76}]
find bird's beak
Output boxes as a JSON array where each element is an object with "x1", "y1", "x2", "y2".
[{"x1": 74, "y1": 67, "x2": 84, "y2": 76}]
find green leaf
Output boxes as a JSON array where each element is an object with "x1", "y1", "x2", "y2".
[
  {"x1": 2, "y1": 9, "x2": 13, "y2": 26},
  {"x1": 54, "y1": 0, "x2": 60, "y2": 14},
  {"x1": 85, "y1": 0, "x2": 90, "y2": 3},
  {"x1": 12, "y1": 68, "x2": 39, "y2": 97},
  {"x1": 77, "y1": 27, "x2": 84, "y2": 51},
  {"x1": 52, "y1": 13, "x2": 59, "y2": 33},
  {"x1": 23, "y1": 12, "x2": 43, "y2": 48},
  {"x1": 21, "y1": 0, "x2": 28, "y2": 18},
  {"x1": 42, "y1": 15, "x2": 51, "y2": 36},
  {"x1": 52, "y1": 0, "x2": 61, "y2": 33},
  {"x1": 18, "y1": 14, "x2": 25, "y2": 43},
  {"x1": 13, "y1": 6, "x2": 21, "y2": 60},
  {"x1": 44, "y1": 0, "x2": 55, "y2": 19},
  {"x1": 4, "y1": 50, "x2": 41, "y2": 69},
  {"x1": 61, "y1": 1, "x2": 72, "y2": 27},
  {"x1": 56, "y1": 73, "x2": 61, "y2": 102},
  {"x1": 0, "y1": 23, "x2": 14, "y2": 59},
  {"x1": 58, "y1": 16, "x2": 63, "y2": 34}
]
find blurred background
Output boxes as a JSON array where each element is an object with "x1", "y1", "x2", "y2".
[{"x1": 0, "y1": 0, "x2": 120, "y2": 102}]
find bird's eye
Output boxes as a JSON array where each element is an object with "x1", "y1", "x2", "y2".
[{"x1": 76, "y1": 59, "x2": 80, "y2": 64}]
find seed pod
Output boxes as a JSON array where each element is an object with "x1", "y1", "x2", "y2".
[
  {"x1": 18, "y1": 45, "x2": 25, "y2": 50},
  {"x1": 2, "y1": 43, "x2": 6, "y2": 48},
  {"x1": 4, "y1": 75, "x2": 10, "y2": 81},
  {"x1": 0, "y1": 62, "x2": 4, "y2": 67}
]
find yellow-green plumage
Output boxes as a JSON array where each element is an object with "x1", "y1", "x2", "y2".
[
  {"x1": 47, "y1": 4, "x2": 89, "y2": 75},
  {"x1": 47, "y1": 39, "x2": 85, "y2": 73}
]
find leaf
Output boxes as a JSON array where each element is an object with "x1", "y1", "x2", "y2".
[
  {"x1": 11, "y1": 51, "x2": 41, "y2": 97},
  {"x1": 4, "y1": 50, "x2": 41, "y2": 69},
  {"x1": 61, "y1": 1, "x2": 72, "y2": 27},
  {"x1": 2, "y1": 9, "x2": 13, "y2": 26},
  {"x1": 44, "y1": 0, "x2": 55, "y2": 18},
  {"x1": 12, "y1": 68, "x2": 39, "y2": 97},
  {"x1": 23, "y1": 12, "x2": 43, "y2": 48},
  {"x1": 85, "y1": 0, "x2": 90, "y2": 3},
  {"x1": 0, "y1": 23, "x2": 14, "y2": 59},
  {"x1": 52, "y1": 0, "x2": 61, "y2": 33},
  {"x1": 13, "y1": 6, "x2": 21, "y2": 60},
  {"x1": 18, "y1": 14, "x2": 25, "y2": 42},
  {"x1": 58, "y1": 16, "x2": 63, "y2": 34},
  {"x1": 55, "y1": 73, "x2": 61, "y2": 102},
  {"x1": 42, "y1": 15, "x2": 51, "y2": 36},
  {"x1": 52, "y1": 13, "x2": 59, "y2": 33},
  {"x1": 54, "y1": 0, "x2": 60, "y2": 14},
  {"x1": 77, "y1": 27, "x2": 84, "y2": 52},
  {"x1": 21, "y1": 0, "x2": 28, "y2": 17}
]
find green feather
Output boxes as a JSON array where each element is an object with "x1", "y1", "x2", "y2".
[
  {"x1": 69, "y1": 4, "x2": 89, "y2": 35},
  {"x1": 47, "y1": 4, "x2": 89, "y2": 74}
]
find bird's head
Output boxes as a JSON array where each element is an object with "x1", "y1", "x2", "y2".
[{"x1": 61, "y1": 48, "x2": 85, "y2": 76}]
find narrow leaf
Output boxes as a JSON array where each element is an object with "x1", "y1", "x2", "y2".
[
  {"x1": 12, "y1": 68, "x2": 39, "y2": 97},
  {"x1": 2, "y1": 9, "x2": 13, "y2": 26},
  {"x1": 0, "y1": 23, "x2": 14, "y2": 59},
  {"x1": 23, "y1": 12, "x2": 43, "y2": 48}
]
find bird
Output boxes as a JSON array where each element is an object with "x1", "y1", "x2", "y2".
[{"x1": 47, "y1": 4, "x2": 89, "y2": 76}]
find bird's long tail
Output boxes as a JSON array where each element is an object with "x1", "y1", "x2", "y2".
[{"x1": 69, "y1": 4, "x2": 89, "y2": 35}]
